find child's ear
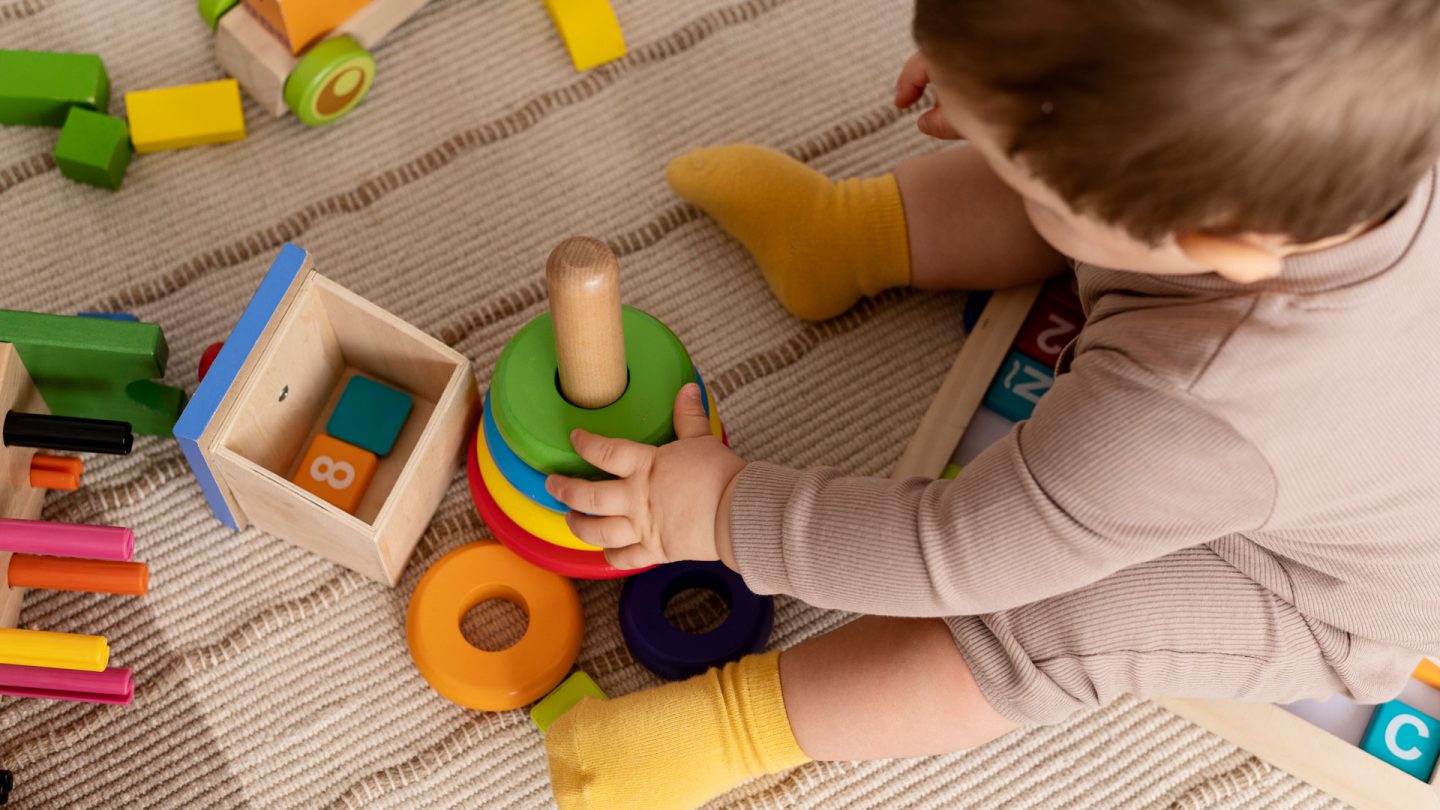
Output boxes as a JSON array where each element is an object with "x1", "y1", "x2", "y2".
[{"x1": 1175, "y1": 231, "x2": 1284, "y2": 283}]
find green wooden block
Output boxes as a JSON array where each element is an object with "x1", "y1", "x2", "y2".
[
  {"x1": 0, "y1": 50, "x2": 110, "y2": 127},
  {"x1": 327, "y1": 375, "x2": 413, "y2": 457},
  {"x1": 54, "y1": 107, "x2": 131, "y2": 191},
  {"x1": 530, "y1": 671, "x2": 607, "y2": 734},
  {"x1": 0, "y1": 310, "x2": 187, "y2": 435}
]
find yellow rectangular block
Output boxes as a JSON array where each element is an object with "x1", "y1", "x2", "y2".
[
  {"x1": 125, "y1": 79, "x2": 246, "y2": 154},
  {"x1": 544, "y1": 0, "x2": 626, "y2": 71}
]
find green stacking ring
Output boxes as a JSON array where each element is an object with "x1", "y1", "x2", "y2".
[{"x1": 492, "y1": 306, "x2": 693, "y2": 478}]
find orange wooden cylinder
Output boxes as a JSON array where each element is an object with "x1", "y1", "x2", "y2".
[
  {"x1": 6, "y1": 555, "x2": 149, "y2": 596},
  {"x1": 30, "y1": 454, "x2": 83, "y2": 490},
  {"x1": 31, "y1": 454, "x2": 83, "y2": 475},
  {"x1": 29, "y1": 468, "x2": 80, "y2": 491}
]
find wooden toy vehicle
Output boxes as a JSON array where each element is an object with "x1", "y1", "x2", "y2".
[
  {"x1": 174, "y1": 244, "x2": 478, "y2": 585},
  {"x1": 197, "y1": 0, "x2": 432, "y2": 127}
]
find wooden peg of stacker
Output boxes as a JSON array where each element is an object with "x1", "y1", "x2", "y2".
[{"x1": 546, "y1": 237, "x2": 627, "y2": 409}]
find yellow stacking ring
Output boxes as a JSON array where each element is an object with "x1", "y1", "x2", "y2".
[
  {"x1": 708, "y1": 393, "x2": 722, "y2": 439},
  {"x1": 476, "y1": 393, "x2": 727, "y2": 553},
  {"x1": 478, "y1": 423, "x2": 598, "y2": 551}
]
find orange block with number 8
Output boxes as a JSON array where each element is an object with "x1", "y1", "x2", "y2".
[{"x1": 291, "y1": 433, "x2": 377, "y2": 514}]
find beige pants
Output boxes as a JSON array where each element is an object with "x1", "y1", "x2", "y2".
[{"x1": 946, "y1": 544, "x2": 1414, "y2": 725}]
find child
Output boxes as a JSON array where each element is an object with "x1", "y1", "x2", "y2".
[{"x1": 541, "y1": 1, "x2": 1440, "y2": 807}]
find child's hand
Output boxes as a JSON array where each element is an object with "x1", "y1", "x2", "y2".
[
  {"x1": 895, "y1": 52, "x2": 964, "y2": 140},
  {"x1": 544, "y1": 383, "x2": 747, "y2": 571}
]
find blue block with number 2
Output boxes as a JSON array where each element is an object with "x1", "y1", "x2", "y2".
[
  {"x1": 982, "y1": 351, "x2": 1055, "y2": 422},
  {"x1": 1359, "y1": 699, "x2": 1440, "y2": 780}
]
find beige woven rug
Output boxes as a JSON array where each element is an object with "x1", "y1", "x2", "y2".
[{"x1": 0, "y1": 1, "x2": 1354, "y2": 807}]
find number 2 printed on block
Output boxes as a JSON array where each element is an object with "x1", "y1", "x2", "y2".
[{"x1": 983, "y1": 351, "x2": 1055, "y2": 422}]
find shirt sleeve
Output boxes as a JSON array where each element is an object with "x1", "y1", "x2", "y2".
[{"x1": 727, "y1": 347, "x2": 1277, "y2": 617}]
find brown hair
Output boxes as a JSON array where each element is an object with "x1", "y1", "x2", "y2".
[{"x1": 914, "y1": 0, "x2": 1440, "y2": 243}]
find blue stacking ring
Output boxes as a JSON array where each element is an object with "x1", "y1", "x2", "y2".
[
  {"x1": 483, "y1": 390, "x2": 567, "y2": 511},
  {"x1": 619, "y1": 560, "x2": 774, "y2": 681},
  {"x1": 484, "y1": 374, "x2": 715, "y2": 513}
]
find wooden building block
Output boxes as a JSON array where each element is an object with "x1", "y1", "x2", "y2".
[
  {"x1": 1015, "y1": 294, "x2": 1083, "y2": 366},
  {"x1": 125, "y1": 79, "x2": 246, "y2": 154},
  {"x1": 544, "y1": 0, "x2": 627, "y2": 71},
  {"x1": 982, "y1": 350, "x2": 1055, "y2": 422},
  {"x1": 216, "y1": 6, "x2": 296, "y2": 117},
  {"x1": 291, "y1": 433, "x2": 377, "y2": 514},
  {"x1": 1360, "y1": 700, "x2": 1440, "y2": 781},
  {"x1": 327, "y1": 376, "x2": 412, "y2": 457},
  {"x1": 335, "y1": 0, "x2": 433, "y2": 50},
  {"x1": 0, "y1": 311, "x2": 186, "y2": 436},
  {"x1": 53, "y1": 107, "x2": 132, "y2": 191},
  {"x1": 243, "y1": 0, "x2": 370, "y2": 55},
  {"x1": 531, "y1": 670, "x2": 607, "y2": 733},
  {"x1": 0, "y1": 50, "x2": 109, "y2": 127}
]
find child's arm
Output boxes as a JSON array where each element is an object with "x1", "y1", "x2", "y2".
[
  {"x1": 550, "y1": 334, "x2": 1275, "y2": 617},
  {"x1": 722, "y1": 345, "x2": 1276, "y2": 616}
]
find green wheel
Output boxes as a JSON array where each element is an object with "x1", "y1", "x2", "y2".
[
  {"x1": 197, "y1": 0, "x2": 242, "y2": 29},
  {"x1": 283, "y1": 36, "x2": 376, "y2": 127}
]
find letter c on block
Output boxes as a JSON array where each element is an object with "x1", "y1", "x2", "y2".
[{"x1": 1386, "y1": 714, "x2": 1430, "y2": 761}]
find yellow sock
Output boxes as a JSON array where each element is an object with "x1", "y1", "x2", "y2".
[
  {"x1": 666, "y1": 144, "x2": 911, "y2": 321},
  {"x1": 545, "y1": 651, "x2": 810, "y2": 810}
]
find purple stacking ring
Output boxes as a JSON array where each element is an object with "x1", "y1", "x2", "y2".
[{"x1": 619, "y1": 561, "x2": 774, "y2": 681}]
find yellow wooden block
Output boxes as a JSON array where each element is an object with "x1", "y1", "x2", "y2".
[
  {"x1": 125, "y1": 79, "x2": 246, "y2": 154},
  {"x1": 543, "y1": 0, "x2": 626, "y2": 71}
]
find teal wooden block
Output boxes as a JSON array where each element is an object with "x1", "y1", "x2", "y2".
[
  {"x1": 530, "y1": 671, "x2": 606, "y2": 734},
  {"x1": 326, "y1": 375, "x2": 413, "y2": 456},
  {"x1": 54, "y1": 107, "x2": 131, "y2": 191},
  {"x1": 0, "y1": 310, "x2": 186, "y2": 435},
  {"x1": 0, "y1": 50, "x2": 109, "y2": 127},
  {"x1": 982, "y1": 351, "x2": 1054, "y2": 422},
  {"x1": 1359, "y1": 699, "x2": 1440, "y2": 780}
]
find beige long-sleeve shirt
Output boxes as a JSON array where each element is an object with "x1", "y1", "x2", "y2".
[{"x1": 730, "y1": 167, "x2": 1440, "y2": 687}]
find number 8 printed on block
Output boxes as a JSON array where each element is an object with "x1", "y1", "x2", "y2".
[{"x1": 293, "y1": 433, "x2": 378, "y2": 513}]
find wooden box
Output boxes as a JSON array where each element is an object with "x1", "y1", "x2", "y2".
[
  {"x1": 900, "y1": 285, "x2": 1440, "y2": 810},
  {"x1": 175, "y1": 244, "x2": 477, "y2": 586},
  {"x1": 0, "y1": 342, "x2": 47, "y2": 629}
]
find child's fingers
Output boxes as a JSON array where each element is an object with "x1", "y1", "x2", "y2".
[
  {"x1": 545, "y1": 475, "x2": 630, "y2": 516},
  {"x1": 895, "y1": 52, "x2": 930, "y2": 108},
  {"x1": 672, "y1": 384, "x2": 711, "y2": 440},
  {"x1": 566, "y1": 513, "x2": 637, "y2": 549},
  {"x1": 569, "y1": 430, "x2": 648, "y2": 478},
  {"x1": 604, "y1": 544, "x2": 662, "y2": 571},
  {"x1": 917, "y1": 107, "x2": 963, "y2": 140}
]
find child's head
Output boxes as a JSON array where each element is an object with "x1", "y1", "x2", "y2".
[{"x1": 913, "y1": 0, "x2": 1440, "y2": 282}]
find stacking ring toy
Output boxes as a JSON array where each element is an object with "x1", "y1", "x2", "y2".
[
  {"x1": 468, "y1": 431, "x2": 647, "y2": 579},
  {"x1": 491, "y1": 307, "x2": 693, "y2": 478},
  {"x1": 696, "y1": 373, "x2": 722, "y2": 441},
  {"x1": 406, "y1": 542, "x2": 582, "y2": 710},
  {"x1": 619, "y1": 561, "x2": 773, "y2": 680},
  {"x1": 476, "y1": 410, "x2": 598, "y2": 552},
  {"x1": 483, "y1": 392, "x2": 568, "y2": 512},
  {"x1": 484, "y1": 376, "x2": 720, "y2": 514}
]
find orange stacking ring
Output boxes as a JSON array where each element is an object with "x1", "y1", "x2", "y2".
[{"x1": 406, "y1": 541, "x2": 582, "y2": 711}]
